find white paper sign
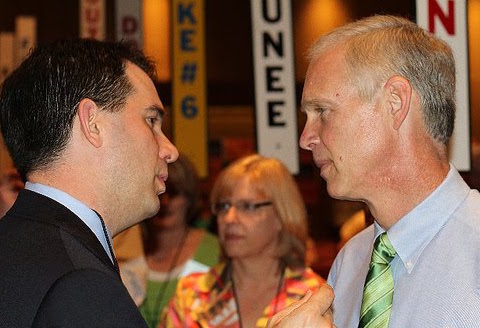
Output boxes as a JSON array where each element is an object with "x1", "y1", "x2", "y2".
[
  {"x1": 115, "y1": 0, "x2": 143, "y2": 49},
  {"x1": 250, "y1": 0, "x2": 299, "y2": 173}
]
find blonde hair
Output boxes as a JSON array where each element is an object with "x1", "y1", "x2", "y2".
[
  {"x1": 210, "y1": 154, "x2": 308, "y2": 267},
  {"x1": 308, "y1": 15, "x2": 455, "y2": 145}
]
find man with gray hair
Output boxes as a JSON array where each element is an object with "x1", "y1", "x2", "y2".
[{"x1": 269, "y1": 14, "x2": 480, "y2": 328}]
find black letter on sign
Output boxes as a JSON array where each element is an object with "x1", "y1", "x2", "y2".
[
  {"x1": 178, "y1": 3, "x2": 196, "y2": 24},
  {"x1": 266, "y1": 66, "x2": 284, "y2": 92},
  {"x1": 268, "y1": 101, "x2": 286, "y2": 126},
  {"x1": 263, "y1": 32, "x2": 283, "y2": 57},
  {"x1": 262, "y1": 0, "x2": 281, "y2": 23}
]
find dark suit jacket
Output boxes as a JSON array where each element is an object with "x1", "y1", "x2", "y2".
[{"x1": 0, "y1": 189, "x2": 147, "y2": 327}]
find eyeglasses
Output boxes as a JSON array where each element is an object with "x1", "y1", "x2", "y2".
[{"x1": 212, "y1": 200, "x2": 273, "y2": 216}]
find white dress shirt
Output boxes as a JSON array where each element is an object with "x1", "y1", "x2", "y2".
[{"x1": 328, "y1": 165, "x2": 480, "y2": 327}]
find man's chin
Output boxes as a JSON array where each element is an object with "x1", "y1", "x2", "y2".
[
  {"x1": 143, "y1": 199, "x2": 161, "y2": 221},
  {"x1": 326, "y1": 182, "x2": 346, "y2": 200},
  {"x1": 326, "y1": 184, "x2": 360, "y2": 202}
]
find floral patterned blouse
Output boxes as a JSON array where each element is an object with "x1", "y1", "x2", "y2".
[{"x1": 159, "y1": 262, "x2": 325, "y2": 328}]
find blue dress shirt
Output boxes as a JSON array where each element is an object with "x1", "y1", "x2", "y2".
[
  {"x1": 328, "y1": 165, "x2": 480, "y2": 327},
  {"x1": 25, "y1": 182, "x2": 115, "y2": 263}
]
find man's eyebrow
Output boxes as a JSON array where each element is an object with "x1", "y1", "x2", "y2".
[
  {"x1": 300, "y1": 99, "x2": 321, "y2": 113},
  {"x1": 146, "y1": 105, "x2": 165, "y2": 118},
  {"x1": 300, "y1": 99, "x2": 334, "y2": 113}
]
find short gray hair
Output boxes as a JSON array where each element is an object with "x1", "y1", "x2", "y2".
[{"x1": 308, "y1": 15, "x2": 455, "y2": 145}]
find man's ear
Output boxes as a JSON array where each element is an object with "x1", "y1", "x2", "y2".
[
  {"x1": 77, "y1": 98, "x2": 103, "y2": 148},
  {"x1": 384, "y1": 75, "x2": 412, "y2": 130}
]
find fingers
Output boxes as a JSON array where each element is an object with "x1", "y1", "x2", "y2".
[
  {"x1": 310, "y1": 284, "x2": 335, "y2": 314},
  {"x1": 266, "y1": 293, "x2": 308, "y2": 327},
  {"x1": 266, "y1": 284, "x2": 335, "y2": 328},
  {"x1": 324, "y1": 307, "x2": 334, "y2": 321},
  {"x1": 285, "y1": 290, "x2": 313, "y2": 313},
  {"x1": 320, "y1": 306, "x2": 335, "y2": 328},
  {"x1": 266, "y1": 293, "x2": 311, "y2": 327}
]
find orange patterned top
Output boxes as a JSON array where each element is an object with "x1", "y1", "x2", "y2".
[{"x1": 159, "y1": 262, "x2": 325, "y2": 328}]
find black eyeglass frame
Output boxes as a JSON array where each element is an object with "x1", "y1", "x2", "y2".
[{"x1": 211, "y1": 200, "x2": 273, "y2": 216}]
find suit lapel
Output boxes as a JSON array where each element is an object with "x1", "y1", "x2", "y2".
[{"x1": 9, "y1": 189, "x2": 117, "y2": 274}]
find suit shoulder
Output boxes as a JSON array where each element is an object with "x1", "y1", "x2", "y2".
[{"x1": 34, "y1": 269, "x2": 147, "y2": 327}]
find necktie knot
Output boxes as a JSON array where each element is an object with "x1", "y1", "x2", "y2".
[{"x1": 371, "y1": 233, "x2": 396, "y2": 265}]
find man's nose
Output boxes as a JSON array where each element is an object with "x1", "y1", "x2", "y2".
[
  {"x1": 158, "y1": 133, "x2": 179, "y2": 164},
  {"x1": 299, "y1": 120, "x2": 317, "y2": 150}
]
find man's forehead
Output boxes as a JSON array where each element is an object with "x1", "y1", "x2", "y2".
[
  {"x1": 125, "y1": 62, "x2": 161, "y2": 99},
  {"x1": 125, "y1": 61, "x2": 153, "y2": 84},
  {"x1": 307, "y1": 44, "x2": 347, "y2": 72}
]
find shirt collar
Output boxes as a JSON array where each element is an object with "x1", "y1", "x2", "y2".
[
  {"x1": 24, "y1": 182, "x2": 114, "y2": 262},
  {"x1": 374, "y1": 164, "x2": 470, "y2": 273}
]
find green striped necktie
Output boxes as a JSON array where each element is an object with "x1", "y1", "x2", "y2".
[{"x1": 359, "y1": 232, "x2": 397, "y2": 328}]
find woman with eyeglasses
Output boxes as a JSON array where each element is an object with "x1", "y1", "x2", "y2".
[
  {"x1": 160, "y1": 154, "x2": 325, "y2": 328},
  {"x1": 140, "y1": 154, "x2": 221, "y2": 328}
]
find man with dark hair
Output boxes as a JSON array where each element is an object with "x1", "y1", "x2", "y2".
[{"x1": 0, "y1": 39, "x2": 178, "y2": 327}]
